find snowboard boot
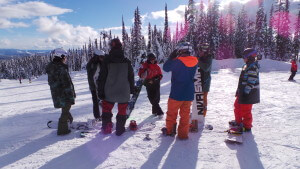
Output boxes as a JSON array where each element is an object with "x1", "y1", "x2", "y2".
[
  {"x1": 57, "y1": 118, "x2": 71, "y2": 136},
  {"x1": 129, "y1": 120, "x2": 138, "y2": 131},
  {"x1": 162, "y1": 123, "x2": 177, "y2": 137},
  {"x1": 116, "y1": 114, "x2": 127, "y2": 136},
  {"x1": 101, "y1": 112, "x2": 113, "y2": 134}
]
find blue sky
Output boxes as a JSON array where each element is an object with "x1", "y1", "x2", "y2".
[{"x1": 0, "y1": 0, "x2": 299, "y2": 50}]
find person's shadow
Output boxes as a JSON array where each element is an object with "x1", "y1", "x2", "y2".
[
  {"x1": 39, "y1": 115, "x2": 154, "y2": 169},
  {"x1": 141, "y1": 125, "x2": 203, "y2": 169},
  {"x1": 226, "y1": 132, "x2": 264, "y2": 169}
]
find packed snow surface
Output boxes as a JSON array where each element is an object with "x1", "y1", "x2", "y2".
[{"x1": 0, "y1": 59, "x2": 299, "y2": 169}]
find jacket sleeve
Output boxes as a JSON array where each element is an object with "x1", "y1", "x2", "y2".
[
  {"x1": 199, "y1": 56, "x2": 212, "y2": 72},
  {"x1": 59, "y1": 68, "x2": 76, "y2": 98},
  {"x1": 244, "y1": 65, "x2": 259, "y2": 94},
  {"x1": 86, "y1": 61, "x2": 96, "y2": 91},
  {"x1": 128, "y1": 61, "x2": 135, "y2": 94},
  {"x1": 163, "y1": 59, "x2": 174, "y2": 72},
  {"x1": 138, "y1": 63, "x2": 148, "y2": 78},
  {"x1": 97, "y1": 60, "x2": 108, "y2": 99}
]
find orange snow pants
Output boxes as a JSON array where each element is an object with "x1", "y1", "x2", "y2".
[
  {"x1": 234, "y1": 97, "x2": 253, "y2": 129},
  {"x1": 166, "y1": 98, "x2": 192, "y2": 139}
]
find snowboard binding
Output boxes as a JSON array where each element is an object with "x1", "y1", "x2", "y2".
[{"x1": 129, "y1": 120, "x2": 137, "y2": 131}]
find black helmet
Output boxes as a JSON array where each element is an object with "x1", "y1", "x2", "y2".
[
  {"x1": 147, "y1": 53, "x2": 156, "y2": 60},
  {"x1": 109, "y1": 38, "x2": 122, "y2": 49}
]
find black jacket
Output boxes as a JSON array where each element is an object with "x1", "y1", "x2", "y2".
[
  {"x1": 87, "y1": 57, "x2": 102, "y2": 91},
  {"x1": 97, "y1": 48, "x2": 134, "y2": 103},
  {"x1": 236, "y1": 61, "x2": 260, "y2": 104}
]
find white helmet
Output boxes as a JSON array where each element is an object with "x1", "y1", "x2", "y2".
[
  {"x1": 93, "y1": 48, "x2": 105, "y2": 56},
  {"x1": 176, "y1": 42, "x2": 193, "y2": 55},
  {"x1": 53, "y1": 48, "x2": 68, "y2": 58}
]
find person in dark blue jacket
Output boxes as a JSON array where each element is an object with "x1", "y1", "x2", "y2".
[{"x1": 162, "y1": 42, "x2": 198, "y2": 140}]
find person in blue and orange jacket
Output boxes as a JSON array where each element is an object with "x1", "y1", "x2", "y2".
[
  {"x1": 162, "y1": 42, "x2": 198, "y2": 140},
  {"x1": 288, "y1": 58, "x2": 298, "y2": 81},
  {"x1": 138, "y1": 53, "x2": 164, "y2": 117}
]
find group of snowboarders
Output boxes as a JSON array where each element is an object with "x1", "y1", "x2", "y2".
[{"x1": 47, "y1": 37, "x2": 295, "y2": 138}]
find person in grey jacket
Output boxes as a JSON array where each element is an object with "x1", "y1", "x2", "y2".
[
  {"x1": 87, "y1": 48, "x2": 105, "y2": 120},
  {"x1": 97, "y1": 38, "x2": 135, "y2": 136}
]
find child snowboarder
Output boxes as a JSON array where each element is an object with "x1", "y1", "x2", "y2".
[
  {"x1": 97, "y1": 38, "x2": 135, "y2": 136},
  {"x1": 46, "y1": 48, "x2": 76, "y2": 135},
  {"x1": 197, "y1": 43, "x2": 213, "y2": 117},
  {"x1": 288, "y1": 58, "x2": 298, "y2": 81},
  {"x1": 162, "y1": 42, "x2": 198, "y2": 140},
  {"x1": 87, "y1": 48, "x2": 105, "y2": 121},
  {"x1": 138, "y1": 53, "x2": 164, "y2": 117},
  {"x1": 233, "y1": 48, "x2": 260, "y2": 132}
]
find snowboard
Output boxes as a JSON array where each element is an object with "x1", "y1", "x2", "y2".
[
  {"x1": 191, "y1": 65, "x2": 205, "y2": 124},
  {"x1": 47, "y1": 119, "x2": 101, "y2": 131},
  {"x1": 126, "y1": 78, "x2": 145, "y2": 119},
  {"x1": 225, "y1": 121, "x2": 243, "y2": 144}
]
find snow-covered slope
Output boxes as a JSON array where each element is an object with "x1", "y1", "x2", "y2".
[{"x1": 0, "y1": 59, "x2": 299, "y2": 169}]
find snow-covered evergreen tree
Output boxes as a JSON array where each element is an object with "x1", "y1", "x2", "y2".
[{"x1": 234, "y1": 6, "x2": 248, "y2": 58}]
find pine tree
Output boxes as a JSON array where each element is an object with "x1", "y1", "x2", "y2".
[
  {"x1": 195, "y1": 0, "x2": 208, "y2": 50},
  {"x1": 234, "y1": 6, "x2": 248, "y2": 58},
  {"x1": 255, "y1": 0, "x2": 265, "y2": 55},
  {"x1": 293, "y1": 10, "x2": 300, "y2": 59},
  {"x1": 147, "y1": 22, "x2": 152, "y2": 52}
]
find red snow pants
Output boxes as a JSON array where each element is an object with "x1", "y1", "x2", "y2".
[
  {"x1": 234, "y1": 97, "x2": 253, "y2": 129},
  {"x1": 102, "y1": 100, "x2": 128, "y2": 115},
  {"x1": 166, "y1": 98, "x2": 192, "y2": 139}
]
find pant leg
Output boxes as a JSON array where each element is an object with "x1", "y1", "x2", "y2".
[
  {"x1": 240, "y1": 104, "x2": 253, "y2": 129},
  {"x1": 101, "y1": 100, "x2": 114, "y2": 128},
  {"x1": 117, "y1": 103, "x2": 128, "y2": 115},
  {"x1": 289, "y1": 71, "x2": 296, "y2": 80},
  {"x1": 203, "y1": 92, "x2": 208, "y2": 117},
  {"x1": 91, "y1": 90, "x2": 100, "y2": 119},
  {"x1": 166, "y1": 98, "x2": 183, "y2": 134},
  {"x1": 234, "y1": 97, "x2": 243, "y2": 125},
  {"x1": 60, "y1": 104, "x2": 72, "y2": 122},
  {"x1": 146, "y1": 83, "x2": 163, "y2": 115},
  {"x1": 178, "y1": 101, "x2": 192, "y2": 139}
]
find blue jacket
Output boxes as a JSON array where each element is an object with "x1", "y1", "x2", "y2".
[{"x1": 163, "y1": 56, "x2": 198, "y2": 101}]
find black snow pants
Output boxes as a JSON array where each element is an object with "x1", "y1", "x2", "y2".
[
  {"x1": 145, "y1": 82, "x2": 164, "y2": 115},
  {"x1": 91, "y1": 90, "x2": 101, "y2": 119}
]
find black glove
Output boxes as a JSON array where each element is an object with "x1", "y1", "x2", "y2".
[{"x1": 169, "y1": 50, "x2": 178, "y2": 60}]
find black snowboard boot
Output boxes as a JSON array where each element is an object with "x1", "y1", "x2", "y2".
[
  {"x1": 101, "y1": 112, "x2": 113, "y2": 134},
  {"x1": 57, "y1": 118, "x2": 71, "y2": 135},
  {"x1": 116, "y1": 114, "x2": 127, "y2": 136}
]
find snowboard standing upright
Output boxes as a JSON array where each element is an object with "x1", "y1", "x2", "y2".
[
  {"x1": 126, "y1": 78, "x2": 144, "y2": 119},
  {"x1": 191, "y1": 66, "x2": 205, "y2": 124}
]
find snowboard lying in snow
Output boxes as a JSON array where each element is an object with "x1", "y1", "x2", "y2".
[
  {"x1": 47, "y1": 119, "x2": 101, "y2": 137},
  {"x1": 225, "y1": 121, "x2": 243, "y2": 144}
]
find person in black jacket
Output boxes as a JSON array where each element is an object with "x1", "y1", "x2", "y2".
[
  {"x1": 234, "y1": 48, "x2": 260, "y2": 132},
  {"x1": 97, "y1": 38, "x2": 135, "y2": 136},
  {"x1": 87, "y1": 48, "x2": 105, "y2": 120}
]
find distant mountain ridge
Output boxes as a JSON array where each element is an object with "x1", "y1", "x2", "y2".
[{"x1": 0, "y1": 49, "x2": 50, "y2": 60}]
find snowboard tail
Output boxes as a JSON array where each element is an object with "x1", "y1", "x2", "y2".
[
  {"x1": 225, "y1": 120, "x2": 243, "y2": 144},
  {"x1": 191, "y1": 67, "x2": 205, "y2": 124}
]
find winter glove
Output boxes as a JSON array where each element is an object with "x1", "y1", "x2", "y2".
[{"x1": 169, "y1": 50, "x2": 178, "y2": 60}]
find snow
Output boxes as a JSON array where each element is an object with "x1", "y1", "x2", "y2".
[{"x1": 0, "y1": 59, "x2": 299, "y2": 169}]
